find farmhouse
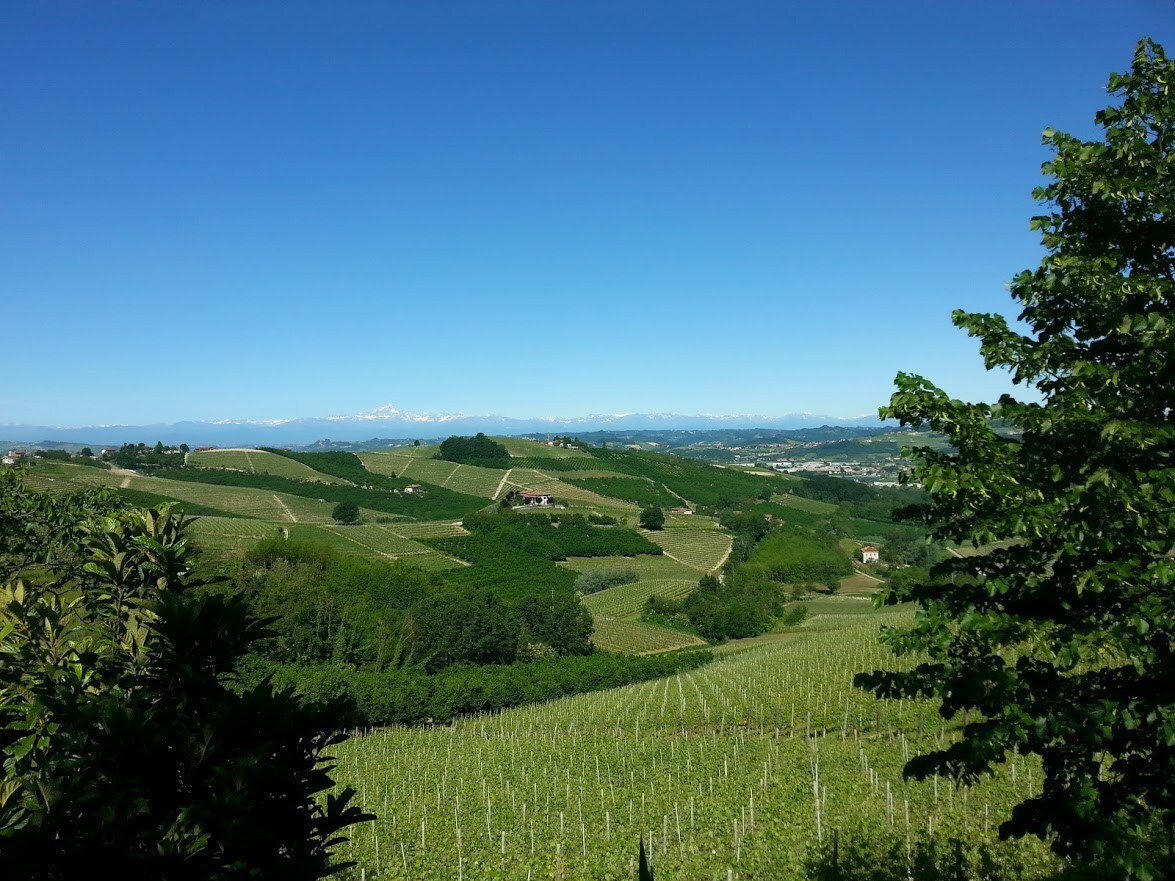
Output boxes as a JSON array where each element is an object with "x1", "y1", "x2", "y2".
[
  {"x1": 504, "y1": 489, "x2": 556, "y2": 507},
  {"x1": 2, "y1": 450, "x2": 27, "y2": 466},
  {"x1": 859, "y1": 545, "x2": 880, "y2": 564},
  {"x1": 403, "y1": 484, "x2": 424, "y2": 494},
  {"x1": 669, "y1": 506, "x2": 693, "y2": 515}
]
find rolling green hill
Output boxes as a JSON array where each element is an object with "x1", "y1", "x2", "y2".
[{"x1": 17, "y1": 438, "x2": 920, "y2": 656}]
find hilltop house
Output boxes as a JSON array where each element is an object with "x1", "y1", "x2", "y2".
[
  {"x1": 504, "y1": 489, "x2": 556, "y2": 507},
  {"x1": 859, "y1": 546, "x2": 880, "y2": 564}
]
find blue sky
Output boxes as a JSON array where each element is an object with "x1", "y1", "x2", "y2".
[{"x1": 3, "y1": 1, "x2": 1172, "y2": 426}]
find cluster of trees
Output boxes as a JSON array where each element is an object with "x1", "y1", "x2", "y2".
[
  {"x1": 244, "y1": 649, "x2": 712, "y2": 728},
  {"x1": 574, "y1": 568, "x2": 640, "y2": 594},
  {"x1": 0, "y1": 471, "x2": 368, "y2": 875},
  {"x1": 646, "y1": 571, "x2": 786, "y2": 641},
  {"x1": 107, "y1": 441, "x2": 189, "y2": 469},
  {"x1": 436, "y1": 432, "x2": 510, "y2": 464},
  {"x1": 746, "y1": 529, "x2": 852, "y2": 588},
  {"x1": 639, "y1": 504, "x2": 665, "y2": 530},
  {"x1": 230, "y1": 538, "x2": 594, "y2": 671},
  {"x1": 29, "y1": 448, "x2": 108, "y2": 469},
  {"x1": 432, "y1": 510, "x2": 662, "y2": 600}
]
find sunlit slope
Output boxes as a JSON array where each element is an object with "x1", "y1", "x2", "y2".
[{"x1": 333, "y1": 608, "x2": 1054, "y2": 880}]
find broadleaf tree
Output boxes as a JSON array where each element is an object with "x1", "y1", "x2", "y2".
[
  {"x1": 855, "y1": 39, "x2": 1174, "y2": 879},
  {"x1": 0, "y1": 471, "x2": 372, "y2": 877}
]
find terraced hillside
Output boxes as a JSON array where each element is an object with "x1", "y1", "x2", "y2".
[{"x1": 186, "y1": 448, "x2": 349, "y2": 482}]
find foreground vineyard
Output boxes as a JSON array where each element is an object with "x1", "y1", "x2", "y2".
[{"x1": 332, "y1": 611, "x2": 1057, "y2": 880}]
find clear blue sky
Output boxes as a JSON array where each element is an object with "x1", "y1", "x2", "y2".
[{"x1": 3, "y1": 1, "x2": 1172, "y2": 426}]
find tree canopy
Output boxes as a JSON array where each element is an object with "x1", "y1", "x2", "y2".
[
  {"x1": 437, "y1": 433, "x2": 509, "y2": 464},
  {"x1": 856, "y1": 39, "x2": 1174, "y2": 879},
  {"x1": 0, "y1": 472, "x2": 370, "y2": 876}
]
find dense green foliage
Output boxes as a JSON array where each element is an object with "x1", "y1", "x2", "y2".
[
  {"x1": 404, "y1": 587, "x2": 524, "y2": 671},
  {"x1": 436, "y1": 433, "x2": 510, "y2": 465},
  {"x1": 433, "y1": 511, "x2": 662, "y2": 601},
  {"x1": 152, "y1": 465, "x2": 487, "y2": 520},
  {"x1": 247, "y1": 649, "x2": 712, "y2": 727},
  {"x1": 31, "y1": 448, "x2": 108, "y2": 469},
  {"x1": 332, "y1": 500, "x2": 360, "y2": 524},
  {"x1": 857, "y1": 41, "x2": 1175, "y2": 879},
  {"x1": 0, "y1": 473, "x2": 369, "y2": 877},
  {"x1": 748, "y1": 529, "x2": 853, "y2": 586},
  {"x1": 232, "y1": 539, "x2": 439, "y2": 668},
  {"x1": 574, "y1": 568, "x2": 640, "y2": 594},
  {"x1": 107, "y1": 441, "x2": 187, "y2": 469},
  {"x1": 639, "y1": 504, "x2": 666, "y2": 530},
  {"x1": 646, "y1": 570, "x2": 786, "y2": 641},
  {"x1": 232, "y1": 539, "x2": 592, "y2": 669}
]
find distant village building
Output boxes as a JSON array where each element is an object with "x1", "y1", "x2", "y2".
[
  {"x1": 193, "y1": 446, "x2": 218, "y2": 452},
  {"x1": 402, "y1": 484, "x2": 424, "y2": 494},
  {"x1": 859, "y1": 545, "x2": 880, "y2": 564},
  {"x1": 669, "y1": 506, "x2": 693, "y2": 515},
  {"x1": 2, "y1": 450, "x2": 27, "y2": 466}
]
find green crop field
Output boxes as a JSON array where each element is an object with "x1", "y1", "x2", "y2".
[
  {"x1": 281, "y1": 524, "x2": 464, "y2": 569},
  {"x1": 590, "y1": 616, "x2": 709, "y2": 654},
  {"x1": 837, "y1": 571, "x2": 885, "y2": 595},
  {"x1": 357, "y1": 453, "x2": 511, "y2": 501},
  {"x1": 186, "y1": 449, "x2": 349, "y2": 483},
  {"x1": 386, "y1": 520, "x2": 469, "y2": 539},
  {"x1": 498, "y1": 437, "x2": 594, "y2": 458},
  {"x1": 773, "y1": 493, "x2": 840, "y2": 516},
  {"x1": 66, "y1": 468, "x2": 352, "y2": 522},
  {"x1": 664, "y1": 512, "x2": 721, "y2": 530},
  {"x1": 188, "y1": 516, "x2": 282, "y2": 552},
  {"x1": 331, "y1": 608, "x2": 1054, "y2": 880},
  {"x1": 559, "y1": 554, "x2": 702, "y2": 582},
  {"x1": 643, "y1": 527, "x2": 732, "y2": 573},
  {"x1": 581, "y1": 578, "x2": 699, "y2": 620}
]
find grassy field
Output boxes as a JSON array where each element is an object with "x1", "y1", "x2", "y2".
[
  {"x1": 331, "y1": 607, "x2": 1055, "y2": 880},
  {"x1": 837, "y1": 570, "x2": 885, "y2": 595},
  {"x1": 186, "y1": 449, "x2": 349, "y2": 483}
]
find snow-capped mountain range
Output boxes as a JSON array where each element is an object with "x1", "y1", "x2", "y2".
[{"x1": 2, "y1": 404, "x2": 883, "y2": 447}]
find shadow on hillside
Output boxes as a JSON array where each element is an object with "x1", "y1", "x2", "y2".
[{"x1": 801, "y1": 831, "x2": 1118, "y2": 881}]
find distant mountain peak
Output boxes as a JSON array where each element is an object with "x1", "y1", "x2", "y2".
[{"x1": 1, "y1": 405, "x2": 885, "y2": 447}]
